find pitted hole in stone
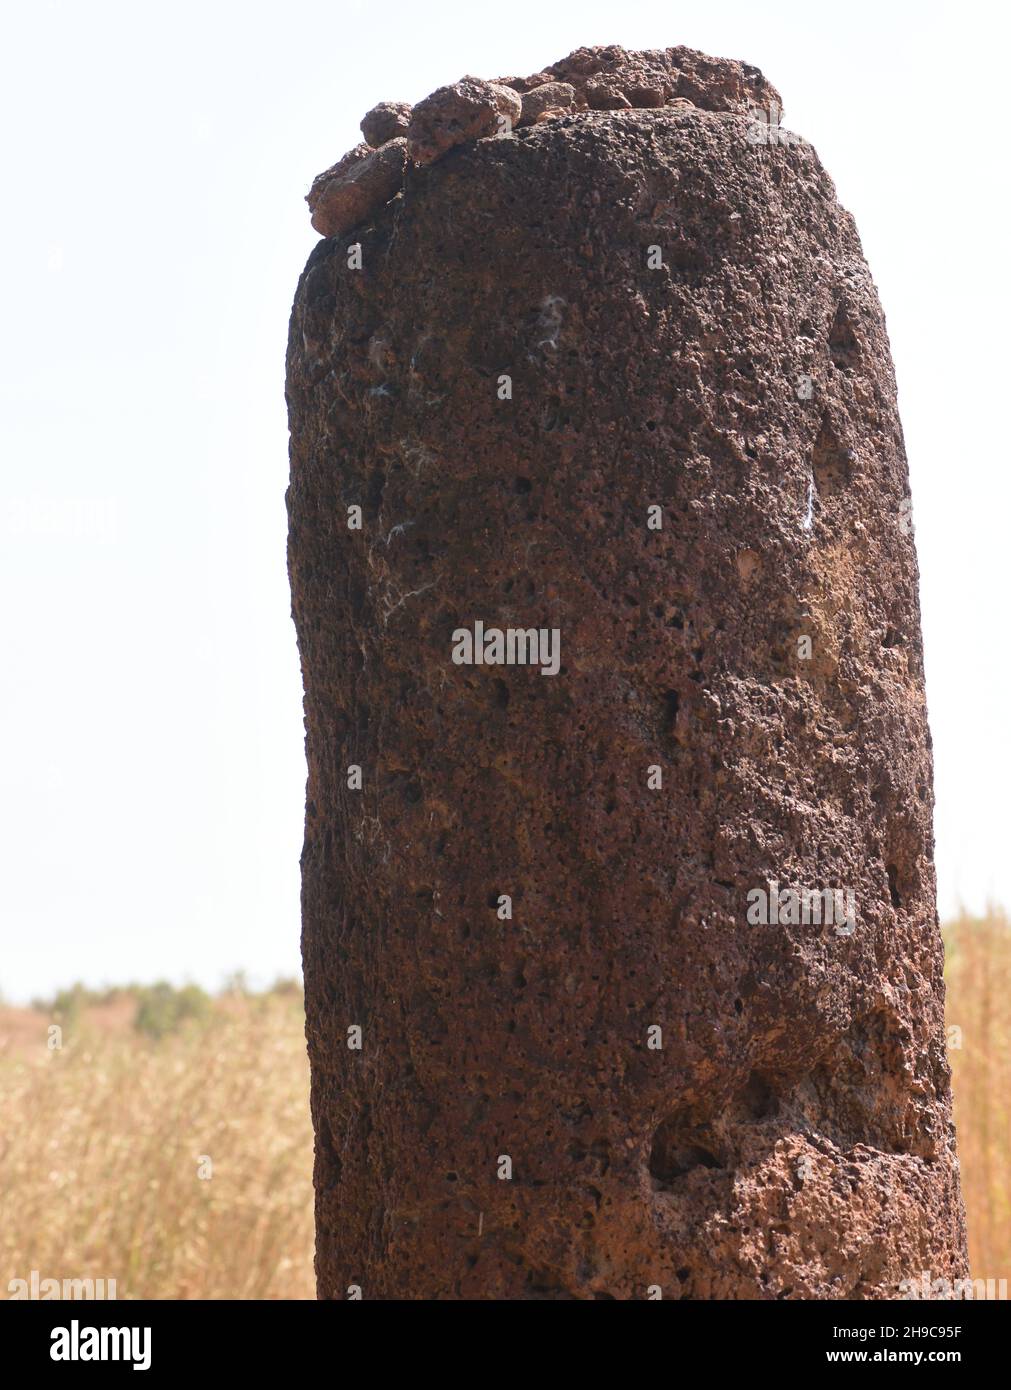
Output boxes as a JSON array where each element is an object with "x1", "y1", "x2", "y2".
[
  {"x1": 887, "y1": 863, "x2": 902, "y2": 909},
  {"x1": 514, "y1": 476, "x2": 532, "y2": 494},
  {"x1": 811, "y1": 414, "x2": 850, "y2": 497},
  {"x1": 663, "y1": 689, "x2": 681, "y2": 737},
  {"x1": 738, "y1": 1070, "x2": 778, "y2": 1121},
  {"x1": 492, "y1": 678, "x2": 510, "y2": 709},
  {"x1": 648, "y1": 1113, "x2": 721, "y2": 1185},
  {"x1": 828, "y1": 300, "x2": 861, "y2": 370}
]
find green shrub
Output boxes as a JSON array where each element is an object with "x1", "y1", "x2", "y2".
[{"x1": 134, "y1": 982, "x2": 211, "y2": 1040}]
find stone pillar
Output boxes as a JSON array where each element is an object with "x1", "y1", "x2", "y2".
[{"x1": 286, "y1": 45, "x2": 967, "y2": 1300}]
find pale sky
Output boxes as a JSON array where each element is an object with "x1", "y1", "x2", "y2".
[{"x1": 1, "y1": 0, "x2": 1007, "y2": 1002}]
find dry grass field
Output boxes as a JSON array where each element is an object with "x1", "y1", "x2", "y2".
[
  {"x1": 0, "y1": 912, "x2": 1007, "y2": 1299},
  {"x1": 943, "y1": 908, "x2": 1011, "y2": 1285},
  {"x1": 0, "y1": 983, "x2": 315, "y2": 1299}
]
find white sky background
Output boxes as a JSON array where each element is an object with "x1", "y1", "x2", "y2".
[{"x1": 0, "y1": 0, "x2": 1006, "y2": 1002}]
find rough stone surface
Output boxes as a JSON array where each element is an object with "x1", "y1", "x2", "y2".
[
  {"x1": 407, "y1": 77, "x2": 522, "y2": 165},
  {"x1": 585, "y1": 75, "x2": 633, "y2": 111},
  {"x1": 306, "y1": 138, "x2": 409, "y2": 238},
  {"x1": 303, "y1": 46, "x2": 786, "y2": 243},
  {"x1": 518, "y1": 82, "x2": 576, "y2": 127},
  {"x1": 287, "y1": 46, "x2": 968, "y2": 1300},
  {"x1": 500, "y1": 44, "x2": 782, "y2": 115},
  {"x1": 361, "y1": 100, "x2": 413, "y2": 148}
]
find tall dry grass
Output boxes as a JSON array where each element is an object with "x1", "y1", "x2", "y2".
[
  {"x1": 944, "y1": 908, "x2": 1011, "y2": 1283},
  {"x1": 0, "y1": 989, "x2": 314, "y2": 1299}
]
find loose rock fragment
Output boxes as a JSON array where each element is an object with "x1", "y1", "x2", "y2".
[
  {"x1": 518, "y1": 81, "x2": 576, "y2": 126},
  {"x1": 306, "y1": 137, "x2": 409, "y2": 237},
  {"x1": 625, "y1": 82, "x2": 666, "y2": 108},
  {"x1": 361, "y1": 100, "x2": 412, "y2": 148},
  {"x1": 585, "y1": 75, "x2": 632, "y2": 110},
  {"x1": 407, "y1": 76, "x2": 522, "y2": 164},
  {"x1": 305, "y1": 45, "x2": 788, "y2": 244}
]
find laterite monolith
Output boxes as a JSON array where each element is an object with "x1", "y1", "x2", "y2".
[{"x1": 286, "y1": 45, "x2": 968, "y2": 1299}]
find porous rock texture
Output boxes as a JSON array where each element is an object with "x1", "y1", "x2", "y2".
[
  {"x1": 287, "y1": 45, "x2": 968, "y2": 1300},
  {"x1": 361, "y1": 101, "x2": 412, "y2": 149},
  {"x1": 306, "y1": 138, "x2": 410, "y2": 239}
]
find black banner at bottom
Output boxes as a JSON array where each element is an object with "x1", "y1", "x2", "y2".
[{"x1": 2, "y1": 1296, "x2": 1002, "y2": 1376}]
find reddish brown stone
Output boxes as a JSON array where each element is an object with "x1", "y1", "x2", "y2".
[
  {"x1": 585, "y1": 75, "x2": 632, "y2": 110},
  {"x1": 361, "y1": 100, "x2": 412, "y2": 148},
  {"x1": 306, "y1": 138, "x2": 409, "y2": 238},
  {"x1": 407, "y1": 77, "x2": 522, "y2": 164},
  {"x1": 287, "y1": 46, "x2": 968, "y2": 1300},
  {"x1": 533, "y1": 108, "x2": 570, "y2": 127},
  {"x1": 307, "y1": 141, "x2": 371, "y2": 195},
  {"x1": 498, "y1": 44, "x2": 782, "y2": 116},
  {"x1": 625, "y1": 83, "x2": 666, "y2": 109},
  {"x1": 518, "y1": 82, "x2": 576, "y2": 127}
]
